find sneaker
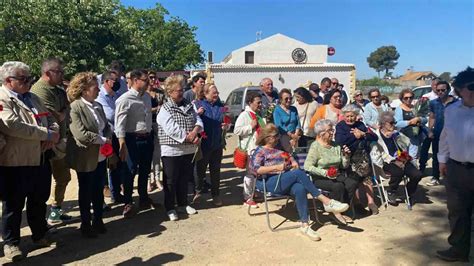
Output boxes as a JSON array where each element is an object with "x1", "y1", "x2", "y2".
[
  {"x1": 300, "y1": 226, "x2": 321, "y2": 241},
  {"x1": 368, "y1": 203, "x2": 379, "y2": 215},
  {"x1": 387, "y1": 192, "x2": 399, "y2": 206},
  {"x1": 3, "y1": 244, "x2": 23, "y2": 262},
  {"x1": 33, "y1": 237, "x2": 58, "y2": 248},
  {"x1": 436, "y1": 249, "x2": 469, "y2": 262},
  {"x1": 47, "y1": 208, "x2": 73, "y2": 224},
  {"x1": 167, "y1": 210, "x2": 178, "y2": 221},
  {"x1": 212, "y1": 196, "x2": 223, "y2": 206},
  {"x1": 244, "y1": 199, "x2": 258, "y2": 209},
  {"x1": 426, "y1": 178, "x2": 440, "y2": 186},
  {"x1": 323, "y1": 199, "x2": 349, "y2": 213},
  {"x1": 177, "y1": 205, "x2": 197, "y2": 215},
  {"x1": 123, "y1": 204, "x2": 135, "y2": 218}
]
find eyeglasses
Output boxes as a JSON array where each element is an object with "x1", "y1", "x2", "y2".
[
  {"x1": 386, "y1": 121, "x2": 396, "y2": 125},
  {"x1": 332, "y1": 82, "x2": 339, "y2": 85},
  {"x1": 149, "y1": 76, "x2": 156, "y2": 80},
  {"x1": 355, "y1": 94, "x2": 362, "y2": 97},
  {"x1": 403, "y1": 96, "x2": 414, "y2": 100},
  {"x1": 9, "y1": 76, "x2": 33, "y2": 84},
  {"x1": 137, "y1": 78, "x2": 149, "y2": 82},
  {"x1": 332, "y1": 95, "x2": 341, "y2": 99},
  {"x1": 370, "y1": 95, "x2": 380, "y2": 99},
  {"x1": 49, "y1": 69, "x2": 64, "y2": 75},
  {"x1": 282, "y1": 97, "x2": 292, "y2": 101}
]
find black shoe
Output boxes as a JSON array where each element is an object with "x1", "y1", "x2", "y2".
[
  {"x1": 436, "y1": 249, "x2": 468, "y2": 262},
  {"x1": 387, "y1": 192, "x2": 399, "y2": 206},
  {"x1": 92, "y1": 221, "x2": 107, "y2": 234},
  {"x1": 81, "y1": 225, "x2": 98, "y2": 238}
]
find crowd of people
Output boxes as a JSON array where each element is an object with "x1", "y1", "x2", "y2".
[{"x1": 0, "y1": 58, "x2": 472, "y2": 262}]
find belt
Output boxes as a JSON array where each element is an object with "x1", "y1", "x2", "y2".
[
  {"x1": 128, "y1": 132, "x2": 150, "y2": 138},
  {"x1": 451, "y1": 159, "x2": 474, "y2": 168}
]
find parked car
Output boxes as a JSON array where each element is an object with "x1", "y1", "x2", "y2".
[
  {"x1": 225, "y1": 85, "x2": 279, "y2": 125},
  {"x1": 390, "y1": 85, "x2": 432, "y2": 109}
]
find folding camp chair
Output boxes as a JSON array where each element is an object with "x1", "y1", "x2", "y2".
[
  {"x1": 247, "y1": 174, "x2": 320, "y2": 232},
  {"x1": 370, "y1": 161, "x2": 389, "y2": 209},
  {"x1": 371, "y1": 163, "x2": 412, "y2": 210}
]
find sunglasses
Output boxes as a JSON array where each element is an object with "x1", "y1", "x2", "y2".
[
  {"x1": 149, "y1": 76, "x2": 156, "y2": 79},
  {"x1": 355, "y1": 94, "x2": 362, "y2": 97},
  {"x1": 387, "y1": 121, "x2": 396, "y2": 125},
  {"x1": 332, "y1": 82, "x2": 339, "y2": 85},
  {"x1": 282, "y1": 97, "x2": 292, "y2": 101},
  {"x1": 370, "y1": 95, "x2": 380, "y2": 99},
  {"x1": 403, "y1": 96, "x2": 414, "y2": 100}
]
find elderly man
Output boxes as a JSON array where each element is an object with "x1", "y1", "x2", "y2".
[
  {"x1": 115, "y1": 69, "x2": 155, "y2": 218},
  {"x1": 436, "y1": 67, "x2": 474, "y2": 263},
  {"x1": 259, "y1": 77, "x2": 279, "y2": 123},
  {"x1": 31, "y1": 57, "x2": 73, "y2": 224},
  {"x1": 0, "y1": 61, "x2": 60, "y2": 261},
  {"x1": 96, "y1": 70, "x2": 127, "y2": 203},
  {"x1": 330, "y1": 77, "x2": 348, "y2": 106}
]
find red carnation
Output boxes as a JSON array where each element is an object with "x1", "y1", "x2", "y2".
[
  {"x1": 281, "y1": 152, "x2": 291, "y2": 161},
  {"x1": 0, "y1": 104, "x2": 3, "y2": 111},
  {"x1": 223, "y1": 115, "x2": 232, "y2": 125},
  {"x1": 200, "y1": 131, "x2": 208, "y2": 139},
  {"x1": 100, "y1": 143, "x2": 114, "y2": 157},
  {"x1": 327, "y1": 166, "x2": 338, "y2": 178}
]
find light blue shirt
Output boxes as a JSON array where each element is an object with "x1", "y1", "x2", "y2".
[
  {"x1": 438, "y1": 100, "x2": 474, "y2": 163},
  {"x1": 96, "y1": 85, "x2": 126, "y2": 131},
  {"x1": 114, "y1": 88, "x2": 153, "y2": 138},
  {"x1": 362, "y1": 102, "x2": 390, "y2": 128}
]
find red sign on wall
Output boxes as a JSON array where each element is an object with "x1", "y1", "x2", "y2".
[{"x1": 328, "y1": 47, "x2": 336, "y2": 56}]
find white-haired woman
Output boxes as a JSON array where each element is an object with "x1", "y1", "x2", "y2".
[
  {"x1": 370, "y1": 111, "x2": 422, "y2": 205},
  {"x1": 156, "y1": 75, "x2": 203, "y2": 221},
  {"x1": 335, "y1": 105, "x2": 379, "y2": 215},
  {"x1": 304, "y1": 119, "x2": 358, "y2": 225}
]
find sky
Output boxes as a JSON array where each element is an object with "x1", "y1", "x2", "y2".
[{"x1": 121, "y1": 0, "x2": 473, "y2": 79}]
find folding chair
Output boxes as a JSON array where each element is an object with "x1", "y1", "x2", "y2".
[
  {"x1": 372, "y1": 163, "x2": 412, "y2": 210},
  {"x1": 370, "y1": 161, "x2": 389, "y2": 209}
]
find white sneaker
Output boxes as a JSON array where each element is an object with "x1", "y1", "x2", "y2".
[
  {"x1": 426, "y1": 179, "x2": 440, "y2": 186},
  {"x1": 167, "y1": 210, "x2": 178, "y2": 221},
  {"x1": 300, "y1": 226, "x2": 321, "y2": 241},
  {"x1": 323, "y1": 199, "x2": 349, "y2": 213},
  {"x1": 177, "y1": 205, "x2": 197, "y2": 215}
]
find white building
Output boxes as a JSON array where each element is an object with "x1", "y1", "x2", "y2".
[{"x1": 204, "y1": 33, "x2": 356, "y2": 101}]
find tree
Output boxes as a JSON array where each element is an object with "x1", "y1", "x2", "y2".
[
  {"x1": 438, "y1": 72, "x2": 451, "y2": 81},
  {"x1": 367, "y1": 46, "x2": 400, "y2": 78},
  {"x1": 0, "y1": 1, "x2": 203, "y2": 78}
]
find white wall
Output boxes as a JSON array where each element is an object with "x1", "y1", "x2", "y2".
[{"x1": 212, "y1": 67, "x2": 354, "y2": 102}]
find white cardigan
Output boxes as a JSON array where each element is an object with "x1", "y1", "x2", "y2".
[{"x1": 233, "y1": 106, "x2": 264, "y2": 155}]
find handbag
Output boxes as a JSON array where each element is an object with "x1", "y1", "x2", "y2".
[
  {"x1": 350, "y1": 142, "x2": 371, "y2": 177},
  {"x1": 234, "y1": 131, "x2": 254, "y2": 169}
]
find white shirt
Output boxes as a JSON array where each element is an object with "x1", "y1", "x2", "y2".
[
  {"x1": 438, "y1": 100, "x2": 474, "y2": 163},
  {"x1": 114, "y1": 88, "x2": 153, "y2": 138},
  {"x1": 156, "y1": 102, "x2": 204, "y2": 157},
  {"x1": 81, "y1": 97, "x2": 107, "y2": 162}
]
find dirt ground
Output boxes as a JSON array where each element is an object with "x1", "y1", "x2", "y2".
[{"x1": 0, "y1": 135, "x2": 472, "y2": 265}]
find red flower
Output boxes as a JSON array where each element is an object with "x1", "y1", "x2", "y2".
[
  {"x1": 223, "y1": 115, "x2": 232, "y2": 125},
  {"x1": 327, "y1": 166, "x2": 338, "y2": 178},
  {"x1": 200, "y1": 131, "x2": 208, "y2": 139},
  {"x1": 281, "y1": 152, "x2": 291, "y2": 160},
  {"x1": 397, "y1": 150, "x2": 412, "y2": 161},
  {"x1": 0, "y1": 104, "x2": 3, "y2": 111},
  {"x1": 100, "y1": 143, "x2": 114, "y2": 157},
  {"x1": 33, "y1": 112, "x2": 50, "y2": 119}
]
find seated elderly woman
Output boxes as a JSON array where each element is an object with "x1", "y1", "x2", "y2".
[
  {"x1": 250, "y1": 123, "x2": 349, "y2": 241},
  {"x1": 304, "y1": 119, "x2": 358, "y2": 225},
  {"x1": 370, "y1": 111, "x2": 423, "y2": 205},
  {"x1": 335, "y1": 105, "x2": 379, "y2": 215}
]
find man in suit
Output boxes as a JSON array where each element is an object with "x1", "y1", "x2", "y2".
[{"x1": 0, "y1": 61, "x2": 60, "y2": 262}]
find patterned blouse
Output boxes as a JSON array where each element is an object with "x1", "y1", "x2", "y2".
[{"x1": 250, "y1": 146, "x2": 293, "y2": 177}]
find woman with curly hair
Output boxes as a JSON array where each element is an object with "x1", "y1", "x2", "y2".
[{"x1": 66, "y1": 72, "x2": 112, "y2": 238}]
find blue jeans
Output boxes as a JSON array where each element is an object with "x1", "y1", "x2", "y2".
[
  {"x1": 124, "y1": 133, "x2": 153, "y2": 204},
  {"x1": 77, "y1": 160, "x2": 106, "y2": 227},
  {"x1": 256, "y1": 169, "x2": 321, "y2": 223}
]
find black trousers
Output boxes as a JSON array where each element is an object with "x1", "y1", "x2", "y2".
[
  {"x1": 445, "y1": 159, "x2": 474, "y2": 258},
  {"x1": 162, "y1": 154, "x2": 193, "y2": 211},
  {"x1": 196, "y1": 148, "x2": 223, "y2": 197},
  {"x1": 77, "y1": 160, "x2": 106, "y2": 228},
  {"x1": 124, "y1": 133, "x2": 153, "y2": 204},
  {"x1": 313, "y1": 174, "x2": 358, "y2": 203},
  {"x1": 383, "y1": 162, "x2": 422, "y2": 195},
  {"x1": 1, "y1": 161, "x2": 52, "y2": 245}
]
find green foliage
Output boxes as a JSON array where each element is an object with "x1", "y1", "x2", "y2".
[
  {"x1": 438, "y1": 72, "x2": 451, "y2": 81},
  {"x1": 356, "y1": 77, "x2": 398, "y2": 87},
  {"x1": 366, "y1": 45, "x2": 400, "y2": 77},
  {"x1": 0, "y1": 1, "x2": 203, "y2": 78}
]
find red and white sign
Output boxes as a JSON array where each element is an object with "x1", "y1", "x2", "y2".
[{"x1": 328, "y1": 47, "x2": 336, "y2": 56}]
